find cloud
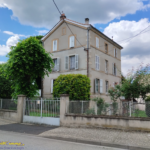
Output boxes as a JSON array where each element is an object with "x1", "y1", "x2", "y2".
[
  {"x1": 3, "y1": 31, "x2": 15, "y2": 36},
  {"x1": 0, "y1": 0, "x2": 149, "y2": 29},
  {"x1": 0, "y1": 32, "x2": 20, "y2": 56},
  {"x1": 36, "y1": 30, "x2": 49, "y2": 35},
  {"x1": 103, "y1": 18, "x2": 150, "y2": 75},
  {"x1": 0, "y1": 61, "x2": 5, "y2": 64}
]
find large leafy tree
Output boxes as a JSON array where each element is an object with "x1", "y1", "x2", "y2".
[
  {"x1": 0, "y1": 63, "x2": 13, "y2": 98},
  {"x1": 5, "y1": 36, "x2": 54, "y2": 98}
]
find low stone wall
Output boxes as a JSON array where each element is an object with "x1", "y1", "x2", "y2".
[
  {"x1": 0, "y1": 109, "x2": 18, "y2": 122},
  {"x1": 61, "y1": 114, "x2": 150, "y2": 131}
]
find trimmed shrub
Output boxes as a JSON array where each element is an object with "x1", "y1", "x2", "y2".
[{"x1": 53, "y1": 74, "x2": 90, "y2": 100}]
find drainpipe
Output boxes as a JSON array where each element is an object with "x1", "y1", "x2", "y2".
[{"x1": 86, "y1": 26, "x2": 91, "y2": 77}]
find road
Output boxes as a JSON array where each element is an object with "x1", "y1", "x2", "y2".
[{"x1": 0, "y1": 130, "x2": 126, "y2": 150}]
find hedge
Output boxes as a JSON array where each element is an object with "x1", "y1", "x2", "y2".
[{"x1": 53, "y1": 74, "x2": 90, "y2": 100}]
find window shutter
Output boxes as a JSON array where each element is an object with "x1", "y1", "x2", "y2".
[
  {"x1": 65, "y1": 56, "x2": 69, "y2": 70},
  {"x1": 53, "y1": 41, "x2": 55, "y2": 51},
  {"x1": 57, "y1": 58, "x2": 60, "y2": 71},
  {"x1": 53, "y1": 40, "x2": 57, "y2": 51},
  {"x1": 100, "y1": 79, "x2": 103, "y2": 93},
  {"x1": 112, "y1": 63, "x2": 114, "y2": 75},
  {"x1": 95, "y1": 79, "x2": 97, "y2": 93},
  {"x1": 51, "y1": 79, "x2": 53, "y2": 93},
  {"x1": 70, "y1": 36, "x2": 74, "y2": 47},
  {"x1": 114, "y1": 48, "x2": 116, "y2": 57},
  {"x1": 98, "y1": 56, "x2": 100, "y2": 70},
  {"x1": 75, "y1": 54, "x2": 79, "y2": 70},
  {"x1": 96, "y1": 37, "x2": 99, "y2": 48},
  {"x1": 116, "y1": 49, "x2": 117, "y2": 58},
  {"x1": 95, "y1": 56, "x2": 97, "y2": 70}
]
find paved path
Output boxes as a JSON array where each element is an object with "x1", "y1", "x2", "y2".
[
  {"x1": 0, "y1": 130, "x2": 126, "y2": 150},
  {"x1": 39, "y1": 127, "x2": 150, "y2": 149}
]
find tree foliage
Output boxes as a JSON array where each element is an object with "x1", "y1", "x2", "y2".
[
  {"x1": 53, "y1": 74, "x2": 91, "y2": 100},
  {"x1": 5, "y1": 36, "x2": 54, "y2": 98},
  {"x1": 0, "y1": 63, "x2": 13, "y2": 98}
]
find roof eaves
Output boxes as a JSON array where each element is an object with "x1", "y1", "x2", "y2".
[{"x1": 91, "y1": 25, "x2": 123, "y2": 49}]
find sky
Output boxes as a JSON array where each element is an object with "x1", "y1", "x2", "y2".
[{"x1": 0, "y1": 0, "x2": 150, "y2": 75}]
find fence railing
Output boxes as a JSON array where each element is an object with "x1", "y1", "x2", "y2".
[
  {"x1": 66, "y1": 100, "x2": 150, "y2": 118},
  {"x1": 0, "y1": 99, "x2": 17, "y2": 110},
  {"x1": 25, "y1": 98, "x2": 60, "y2": 118}
]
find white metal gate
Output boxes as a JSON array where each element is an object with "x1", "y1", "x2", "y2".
[{"x1": 23, "y1": 98, "x2": 60, "y2": 126}]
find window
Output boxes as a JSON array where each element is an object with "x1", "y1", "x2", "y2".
[
  {"x1": 95, "y1": 55, "x2": 100, "y2": 71},
  {"x1": 53, "y1": 40, "x2": 58, "y2": 51},
  {"x1": 106, "y1": 81, "x2": 109, "y2": 93},
  {"x1": 114, "y1": 48, "x2": 117, "y2": 58},
  {"x1": 70, "y1": 36, "x2": 75, "y2": 48},
  {"x1": 51, "y1": 79, "x2": 55, "y2": 93},
  {"x1": 95, "y1": 79, "x2": 99, "y2": 93},
  {"x1": 65, "y1": 55, "x2": 79, "y2": 70},
  {"x1": 70, "y1": 56, "x2": 75, "y2": 70},
  {"x1": 96, "y1": 37, "x2": 99, "y2": 48},
  {"x1": 94, "y1": 79, "x2": 103, "y2": 94},
  {"x1": 105, "y1": 43, "x2": 108, "y2": 53},
  {"x1": 112, "y1": 63, "x2": 117, "y2": 76},
  {"x1": 53, "y1": 58, "x2": 60, "y2": 72},
  {"x1": 105, "y1": 60, "x2": 108, "y2": 73}
]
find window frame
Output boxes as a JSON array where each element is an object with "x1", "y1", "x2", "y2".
[
  {"x1": 95, "y1": 55, "x2": 100, "y2": 71},
  {"x1": 105, "y1": 80, "x2": 109, "y2": 93},
  {"x1": 68, "y1": 35, "x2": 76, "y2": 48},
  {"x1": 105, "y1": 42, "x2": 108, "y2": 53},
  {"x1": 95, "y1": 36, "x2": 100, "y2": 49},
  {"x1": 105, "y1": 60, "x2": 108, "y2": 74},
  {"x1": 52, "y1": 39, "x2": 59, "y2": 52},
  {"x1": 62, "y1": 27, "x2": 66, "y2": 35},
  {"x1": 114, "y1": 48, "x2": 117, "y2": 58}
]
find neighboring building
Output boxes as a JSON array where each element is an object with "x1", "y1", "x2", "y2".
[{"x1": 41, "y1": 14, "x2": 123, "y2": 102}]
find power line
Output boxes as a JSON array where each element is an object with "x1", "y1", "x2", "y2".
[{"x1": 53, "y1": 0, "x2": 86, "y2": 49}]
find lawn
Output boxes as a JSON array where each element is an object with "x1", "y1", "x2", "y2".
[
  {"x1": 132, "y1": 110, "x2": 148, "y2": 117},
  {"x1": 29, "y1": 112, "x2": 59, "y2": 117}
]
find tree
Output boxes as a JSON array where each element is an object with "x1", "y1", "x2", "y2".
[
  {"x1": 5, "y1": 36, "x2": 54, "y2": 98},
  {"x1": 53, "y1": 74, "x2": 91, "y2": 100},
  {"x1": 0, "y1": 63, "x2": 13, "y2": 98}
]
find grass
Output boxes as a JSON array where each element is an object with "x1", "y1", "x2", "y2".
[
  {"x1": 132, "y1": 110, "x2": 148, "y2": 117},
  {"x1": 29, "y1": 112, "x2": 59, "y2": 117}
]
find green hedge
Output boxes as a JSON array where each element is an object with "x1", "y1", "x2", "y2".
[{"x1": 53, "y1": 74, "x2": 90, "y2": 100}]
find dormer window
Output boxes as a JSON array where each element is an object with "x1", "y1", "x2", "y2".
[{"x1": 69, "y1": 36, "x2": 75, "y2": 48}]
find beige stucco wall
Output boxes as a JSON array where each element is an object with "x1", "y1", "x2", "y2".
[{"x1": 43, "y1": 21, "x2": 122, "y2": 101}]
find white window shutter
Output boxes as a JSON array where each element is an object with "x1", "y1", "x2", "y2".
[
  {"x1": 114, "y1": 48, "x2": 116, "y2": 57},
  {"x1": 53, "y1": 41, "x2": 55, "y2": 51},
  {"x1": 75, "y1": 54, "x2": 79, "y2": 70},
  {"x1": 65, "y1": 56, "x2": 69, "y2": 70},
  {"x1": 51, "y1": 79, "x2": 53, "y2": 93},
  {"x1": 70, "y1": 36, "x2": 74, "y2": 47},
  {"x1": 53, "y1": 40, "x2": 57, "y2": 51},
  {"x1": 95, "y1": 56, "x2": 97, "y2": 70},
  {"x1": 57, "y1": 58, "x2": 60, "y2": 71},
  {"x1": 98, "y1": 56, "x2": 100, "y2": 70},
  {"x1": 100, "y1": 79, "x2": 103, "y2": 93},
  {"x1": 116, "y1": 49, "x2": 117, "y2": 58},
  {"x1": 96, "y1": 37, "x2": 99, "y2": 48}
]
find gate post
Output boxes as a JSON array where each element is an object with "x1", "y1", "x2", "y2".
[
  {"x1": 60, "y1": 94, "x2": 69, "y2": 126},
  {"x1": 17, "y1": 95, "x2": 26, "y2": 123}
]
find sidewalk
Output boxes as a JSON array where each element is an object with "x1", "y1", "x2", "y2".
[{"x1": 39, "y1": 127, "x2": 150, "y2": 150}]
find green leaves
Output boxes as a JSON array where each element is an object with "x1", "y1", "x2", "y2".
[
  {"x1": 53, "y1": 74, "x2": 91, "y2": 100},
  {"x1": 5, "y1": 36, "x2": 54, "y2": 98}
]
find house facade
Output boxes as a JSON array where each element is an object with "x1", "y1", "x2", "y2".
[{"x1": 41, "y1": 14, "x2": 123, "y2": 102}]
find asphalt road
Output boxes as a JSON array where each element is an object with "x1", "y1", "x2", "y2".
[{"x1": 0, "y1": 130, "x2": 126, "y2": 150}]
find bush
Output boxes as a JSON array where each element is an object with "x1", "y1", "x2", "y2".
[{"x1": 53, "y1": 74, "x2": 90, "y2": 100}]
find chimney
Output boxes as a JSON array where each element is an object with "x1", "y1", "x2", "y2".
[
  {"x1": 60, "y1": 13, "x2": 66, "y2": 20},
  {"x1": 85, "y1": 18, "x2": 89, "y2": 24}
]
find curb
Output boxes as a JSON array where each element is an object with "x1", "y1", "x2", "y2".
[{"x1": 42, "y1": 136, "x2": 149, "y2": 150}]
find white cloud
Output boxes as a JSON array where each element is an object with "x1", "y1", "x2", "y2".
[
  {"x1": 0, "y1": 0, "x2": 149, "y2": 29},
  {"x1": 0, "y1": 32, "x2": 21, "y2": 56},
  {"x1": 3, "y1": 31, "x2": 15, "y2": 36},
  {"x1": 0, "y1": 61, "x2": 5, "y2": 64},
  {"x1": 103, "y1": 18, "x2": 150, "y2": 75},
  {"x1": 36, "y1": 30, "x2": 49, "y2": 35}
]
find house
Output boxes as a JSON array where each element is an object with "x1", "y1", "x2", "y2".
[{"x1": 41, "y1": 13, "x2": 123, "y2": 102}]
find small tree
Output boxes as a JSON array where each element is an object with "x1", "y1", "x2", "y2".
[
  {"x1": 0, "y1": 63, "x2": 13, "y2": 98},
  {"x1": 53, "y1": 74, "x2": 90, "y2": 100},
  {"x1": 5, "y1": 36, "x2": 54, "y2": 98}
]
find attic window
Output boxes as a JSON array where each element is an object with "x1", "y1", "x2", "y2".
[{"x1": 62, "y1": 27, "x2": 66, "y2": 35}]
